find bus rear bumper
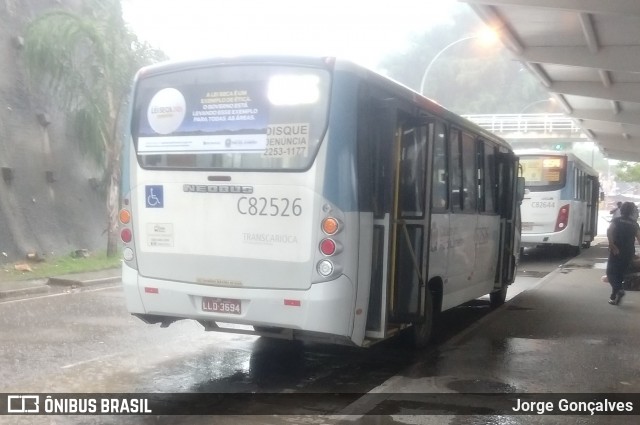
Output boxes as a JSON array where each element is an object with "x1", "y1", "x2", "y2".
[
  {"x1": 521, "y1": 231, "x2": 568, "y2": 247},
  {"x1": 122, "y1": 262, "x2": 355, "y2": 339}
]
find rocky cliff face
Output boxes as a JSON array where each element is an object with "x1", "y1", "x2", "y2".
[{"x1": 0, "y1": 0, "x2": 107, "y2": 262}]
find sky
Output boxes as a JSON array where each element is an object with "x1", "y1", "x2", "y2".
[{"x1": 121, "y1": 0, "x2": 465, "y2": 70}]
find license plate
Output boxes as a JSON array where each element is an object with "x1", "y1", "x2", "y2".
[{"x1": 202, "y1": 297, "x2": 241, "y2": 314}]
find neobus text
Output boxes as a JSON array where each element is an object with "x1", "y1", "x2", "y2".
[{"x1": 183, "y1": 184, "x2": 253, "y2": 194}]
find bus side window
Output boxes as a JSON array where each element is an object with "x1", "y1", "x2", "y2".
[
  {"x1": 355, "y1": 85, "x2": 393, "y2": 219},
  {"x1": 484, "y1": 143, "x2": 497, "y2": 213},
  {"x1": 461, "y1": 132, "x2": 477, "y2": 212},
  {"x1": 431, "y1": 122, "x2": 448, "y2": 211},
  {"x1": 399, "y1": 126, "x2": 427, "y2": 218},
  {"x1": 450, "y1": 128, "x2": 463, "y2": 212},
  {"x1": 476, "y1": 139, "x2": 485, "y2": 212}
]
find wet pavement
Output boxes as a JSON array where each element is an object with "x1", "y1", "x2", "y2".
[
  {"x1": 409, "y1": 241, "x2": 636, "y2": 394},
  {"x1": 1, "y1": 219, "x2": 638, "y2": 423},
  {"x1": 333, "y1": 236, "x2": 640, "y2": 423},
  {"x1": 0, "y1": 268, "x2": 120, "y2": 301}
]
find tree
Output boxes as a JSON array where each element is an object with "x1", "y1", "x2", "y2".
[
  {"x1": 378, "y1": 7, "x2": 549, "y2": 114},
  {"x1": 616, "y1": 162, "x2": 640, "y2": 183},
  {"x1": 23, "y1": 0, "x2": 167, "y2": 256}
]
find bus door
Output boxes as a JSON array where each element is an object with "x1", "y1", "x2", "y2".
[
  {"x1": 360, "y1": 103, "x2": 433, "y2": 341},
  {"x1": 362, "y1": 100, "x2": 397, "y2": 340},
  {"x1": 496, "y1": 152, "x2": 519, "y2": 285},
  {"x1": 585, "y1": 175, "x2": 599, "y2": 245},
  {"x1": 389, "y1": 120, "x2": 433, "y2": 327}
]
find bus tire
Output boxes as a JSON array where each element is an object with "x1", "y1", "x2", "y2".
[
  {"x1": 573, "y1": 226, "x2": 584, "y2": 255},
  {"x1": 490, "y1": 284, "x2": 508, "y2": 307},
  {"x1": 412, "y1": 292, "x2": 434, "y2": 349},
  {"x1": 571, "y1": 226, "x2": 584, "y2": 256}
]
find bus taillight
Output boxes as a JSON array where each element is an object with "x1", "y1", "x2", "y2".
[
  {"x1": 321, "y1": 217, "x2": 340, "y2": 235},
  {"x1": 319, "y1": 238, "x2": 337, "y2": 256},
  {"x1": 121, "y1": 228, "x2": 132, "y2": 243},
  {"x1": 119, "y1": 207, "x2": 133, "y2": 245},
  {"x1": 315, "y1": 211, "x2": 343, "y2": 280},
  {"x1": 119, "y1": 208, "x2": 131, "y2": 224},
  {"x1": 555, "y1": 204, "x2": 570, "y2": 232},
  {"x1": 317, "y1": 260, "x2": 334, "y2": 277}
]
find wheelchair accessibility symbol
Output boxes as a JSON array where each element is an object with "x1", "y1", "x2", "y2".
[{"x1": 145, "y1": 185, "x2": 164, "y2": 208}]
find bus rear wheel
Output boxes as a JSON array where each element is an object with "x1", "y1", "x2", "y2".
[
  {"x1": 490, "y1": 284, "x2": 508, "y2": 307},
  {"x1": 411, "y1": 292, "x2": 434, "y2": 348},
  {"x1": 569, "y1": 226, "x2": 584, "y2": 256}
]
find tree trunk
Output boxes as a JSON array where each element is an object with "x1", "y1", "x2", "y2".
[
  {"x1": 106, "y1": 145, "x2": 120, "y2": 257},
  {"x1": 105, "y1": 87, "x2": 122, "y2": 258}
]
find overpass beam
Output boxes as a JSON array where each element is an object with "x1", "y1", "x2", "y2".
[
  {"x1": 463, "y1": 0, "x2": 640, "y2": 16},
  {"x1": 522, "y1": 46, "x2": 640, "y2": 74},
  {"x1": 549, "y1": 81, "x2": 640, "y2": 104},
  {"x1": 570, "y1": 109, "x2": 640, "y2": 127}
]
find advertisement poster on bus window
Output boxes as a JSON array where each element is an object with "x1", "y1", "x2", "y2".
[{"x1": 137, "y1": 82, "x2": 269, "y2": 154}]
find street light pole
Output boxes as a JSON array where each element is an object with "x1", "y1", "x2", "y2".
[{"x1": 419, "y1": 35, "x2": 477, "y2": 95}]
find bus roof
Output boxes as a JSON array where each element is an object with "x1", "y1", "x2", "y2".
[
  {"x1": 330, "y1": 58, "x2": 512, "y2": 151},
  {"x1": 134, "y1": 55, "x2": 513, "y2": 153}
]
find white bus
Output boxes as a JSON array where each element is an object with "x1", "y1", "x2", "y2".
[
  {"x1": 119, "y1": 56, "x2": 523, "y2": 347},
  {"x1": 518, "y1": 151, "x2": 599, "y2": 255}
]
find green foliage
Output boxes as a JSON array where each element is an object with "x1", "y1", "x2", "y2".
[
  {"x1": 615, "y1": 162, "x2": 640, "y2": 183},
  {"x1": 378, "y1": 8, "x2": 549, "y2": 114},
  {"x1": 0, "y1": 251, "x2": 121, "y2": 281},
  {"x1": 23, "y1": 0, "x2": 167, "y2": 167},
  {"x1": 22, "y1": 0, "x2": 167, "y2": 256}
]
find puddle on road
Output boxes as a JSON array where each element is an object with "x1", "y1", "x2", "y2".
[
  {"x1": 519, "y1": 259, "x2": 607, "y2": 278},
  {"x1": 516, "y1": 270, "x2": 548, "y2": 278},
  {"x1": 562, "y1": 260, "x2": 607, "y2": 270},
  {"x1": 504, "y1": 305, "x2": 534, "y2": 311},
  {"x1": 447, "y1": 378, "x2": 516, "y2": 393}
]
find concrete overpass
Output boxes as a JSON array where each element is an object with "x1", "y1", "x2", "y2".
[
  {"x1": 462, "y1": 0, "x2": 640, "y2": 162},
  {"x1": 465, "y1": 113, "x2": 590, "y2": 153},
  {"x1": 464, "y1": 113, "x2": 585, "y2": 140}
]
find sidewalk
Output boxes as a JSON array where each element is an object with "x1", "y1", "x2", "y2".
[
  {"x1": 416, "y1": 237, "x2": 640, "y2": 393},
  {"x1": 0, "y1": 267, "x2": 121, "y2": 301},
  {"x1": 339, "y1": 237, "x2": 640, "y2": 419}
]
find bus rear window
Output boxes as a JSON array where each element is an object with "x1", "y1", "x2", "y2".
[
  {"x1": 132, "y1": 64, "x2": 331, "y2": 171},
  {"x1": 520, "y1": 155, "x2": 566, "y2": 190}
]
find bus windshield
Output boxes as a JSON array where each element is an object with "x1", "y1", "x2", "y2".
[
  {"x1": 520, "y1": 155, "x2": 566, "y2": 191},
  {"x1": 132, "y1": 64, "x2": 331, "y2": 171}
]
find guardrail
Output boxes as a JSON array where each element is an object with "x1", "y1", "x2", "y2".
[{"x1": 463, "y1": 113, "x2": 582, "y2": 135}]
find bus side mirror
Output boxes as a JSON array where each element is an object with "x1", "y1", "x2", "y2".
[
  {"x1": 600, "y1": 192, "x2": 605, "y2": 202},
  {"x1": 516, "y1": 177, "x2": 526, "y2": 203}
]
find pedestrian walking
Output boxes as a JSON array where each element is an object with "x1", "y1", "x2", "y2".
[{"x1": 606, "y1": 201, "x2": 640, "y2": 305}]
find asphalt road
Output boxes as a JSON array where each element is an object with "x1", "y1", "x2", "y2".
[
  {"x1": 1, "y1": 212, "x2": 619, "y2": 425},
  {"x1": 0, "y1": 247, "x2": 568, "y2": 425}
]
